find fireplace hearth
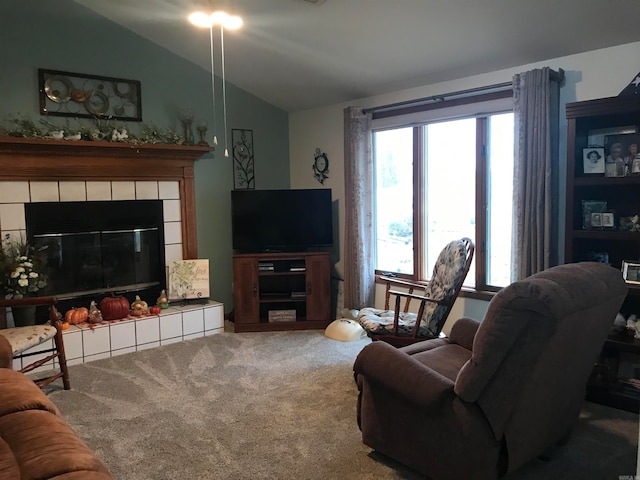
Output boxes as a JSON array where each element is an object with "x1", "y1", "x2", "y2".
[{"x1": 0, "y1": 136, "x2": 213, "y2": 328}]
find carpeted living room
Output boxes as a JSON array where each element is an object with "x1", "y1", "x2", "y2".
[{"x1": 2, "y1": 1, "x2": 640, "y2": 479}]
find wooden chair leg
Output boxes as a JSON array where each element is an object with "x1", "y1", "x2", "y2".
[{"x1": 51, "y1": 308, "x2": 71, "y2": 390}]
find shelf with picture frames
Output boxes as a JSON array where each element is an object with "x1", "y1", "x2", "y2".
[{"x1": 565, "y1": 94, "x2": 640, "y2": 413}]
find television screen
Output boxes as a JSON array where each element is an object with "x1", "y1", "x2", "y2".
[{"x1": 231, "y1": 189, "x2": 333, "y2": 252}]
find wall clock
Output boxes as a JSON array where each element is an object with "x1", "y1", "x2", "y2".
[{"x1": 313, "y1": 148, "x2": 329, "y2": 184}]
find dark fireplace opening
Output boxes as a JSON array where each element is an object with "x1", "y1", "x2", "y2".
[{"x1": 25, "y1": 200, "x2": 166, "y2": 317}]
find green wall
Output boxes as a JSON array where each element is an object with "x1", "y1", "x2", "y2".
[{"x1": 0, "y1": 1, "x2": 290, "y2": 311}]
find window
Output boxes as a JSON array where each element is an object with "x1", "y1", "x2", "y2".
[{"x1": 373, "y1": 103, "x2": 514, "y2": 291}]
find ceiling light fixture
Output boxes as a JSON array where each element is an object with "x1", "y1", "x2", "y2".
[{"x1": 188, "y1": 9, "x2": 243, "y2": 157}]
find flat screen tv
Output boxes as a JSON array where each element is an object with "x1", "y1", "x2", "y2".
[{"x1": 231, "y1": 189, "x2": 333, "y2": 253}]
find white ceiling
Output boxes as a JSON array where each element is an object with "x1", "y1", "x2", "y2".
[{"x1": 74, "y1": 0, "x2": 640, "y2": 113}]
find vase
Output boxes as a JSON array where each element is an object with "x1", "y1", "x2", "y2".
[{"x1": 12, "y1": 305, "x2": 37, "y2": 327}]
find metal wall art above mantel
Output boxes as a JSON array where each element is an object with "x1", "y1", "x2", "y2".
[{"x1": 38, "y1": 69, "x2": 142, "y2": 121}]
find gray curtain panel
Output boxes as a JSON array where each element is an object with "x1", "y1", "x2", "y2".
[
  {"x1": 343, "y1": 106, "x2": 375, "y2": 309},
  {"x1": 511, "y1": 67, "x2": 562, "y2": 281}
]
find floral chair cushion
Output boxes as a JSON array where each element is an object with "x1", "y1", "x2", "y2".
[
  {"x1": 0, "y1": 325, "x2": 57, "y2": 355},
  {"x1": 357, "y1": 239, "x2": 469, "y2": 338}
]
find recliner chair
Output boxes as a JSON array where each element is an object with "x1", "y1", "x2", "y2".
[{"x1": 353, "y1": 262, "x2": 627, "y2": 479}]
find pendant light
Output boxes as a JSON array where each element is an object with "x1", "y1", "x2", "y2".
[{"x1": 188, "y1": 9, "x2": 243, "y2": 156}]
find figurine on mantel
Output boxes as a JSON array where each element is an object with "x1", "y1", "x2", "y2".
[
  {"x1": 157, "y1": 289, "x2": 169, "y2": 309},
  {"x1": 88, "y1": 300, "x2": 103, "y2": 324},
  {"x1": 47, "y1": 130, "x2": 64, "y2": 140},
  {"x1": 111, "y1": 128, "x2": 128, "y2": 142}
]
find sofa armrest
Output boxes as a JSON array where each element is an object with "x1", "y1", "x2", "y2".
[
  {"x1": 0, "y1": 334, "x2": 12, "y2": 369},
  {"x1": 353, "y1": 341, "x2": 455, "y2": 407},
  {"x1": 448, "y1": 317, "x2": 481, "y2": 351},
  {"x1": 0, "y1": 369, "x2": 60, "y2": 418}
]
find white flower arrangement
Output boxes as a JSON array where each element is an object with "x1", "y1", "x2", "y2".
[{"x1": 0, "y1": 234, "x2": 48, "y2": 299}]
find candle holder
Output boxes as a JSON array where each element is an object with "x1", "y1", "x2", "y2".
[
  {"x1": 179, "y1": 108, "x2": 194, "y2": 145},
  {"x1": 197, "y1": 123, "x2": 209, "y2": 146}
]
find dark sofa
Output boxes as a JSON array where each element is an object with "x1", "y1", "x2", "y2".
[{"x1": 354, "y1": 262, "x2": 627, "y2": 479}]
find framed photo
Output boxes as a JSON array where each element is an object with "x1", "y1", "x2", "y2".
[
  {"x1": 581, "y1": 200, "x2": 607, "y2": 229},
  {"x1": 167, "y1": 259, "x2": 210, "y2": 300},
  {"x1": 232, "y1": 128, "x2": 255, "y2": 190},
  {"x1": 38, "y1": 68, "x2": 142, "y2": 121},
  {"x1": 587, "y1": 125, "x2": 637, "y2": 146},
  {"x1": 604, "y1": 133, "x2": 640, "y2": 177},
  {"x1": 622, "y1": 260, "x2": 640, "y2": 284},
  {"x1": 602, "y1": 211, "x2": 615, "y2": 228},
  {"x1": 582, "y1": 147, "x2": 605, "y2": 174},
  {"x1": 591, "y1": 212, "x2": 602, "y2": 228}
]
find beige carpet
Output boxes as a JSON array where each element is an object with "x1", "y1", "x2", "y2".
[{"x1": 48, "y1": 331, "x2": 638, "y2": 479}]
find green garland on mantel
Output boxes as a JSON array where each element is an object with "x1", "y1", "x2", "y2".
[{"x1": 0, "y1": 113, "x2": 187, "y2": 146}]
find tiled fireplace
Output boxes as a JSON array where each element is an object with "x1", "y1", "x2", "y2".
[{"x1": 0, "y1": 137, "x2": 220, "y2": 366}]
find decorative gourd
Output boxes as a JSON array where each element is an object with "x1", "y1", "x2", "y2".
[
  {"x1": 130, "y1": 295, "x2": 149, "y2": 317},
  {"x1": 99, "y1": 296, "x2": 130, "y2": 321},
  {"x1": 65, "y1": 307, "x2": 89, "y2": 325},
  {"x1": 88, "y1": 300, "x2": 103, "y2": 324},
  {"x1": 157, "y1": 289, "x2": 169, "y2": 309},
  {"x1": 149, "y1": 306, "x2": 161, "y2": 315}
]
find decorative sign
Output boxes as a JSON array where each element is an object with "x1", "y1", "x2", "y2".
[
  {"x1": 38, "y1": 68, "x2": 142, "y2": 121},
  {"x1": 232, "y1": 128, "x2": 255, "y2": 190},
  {"x1": 168, "y1": 259, "x2": 210, "y2": 300}
]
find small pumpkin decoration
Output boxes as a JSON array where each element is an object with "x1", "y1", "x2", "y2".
[
  {"x1": 65, "y1": 307, "x2": 89, "y2": 325},
  {"x1": 99, "y1": 295, "x2": 130, "y2": 321},
  {"x1": 88, "y1": 300, "x2": 103, "y2": 324},
  {"x1": 61, "y1": 321, "x2": 70, "y2": 330},
  {"x1": 149, "y1": 306, "x2": 161, "y2": 315},
  {"x1": 130, "y1": 295, "x2": 149, "y2": 317}
]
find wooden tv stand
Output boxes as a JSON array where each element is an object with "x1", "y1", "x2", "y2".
[{"x1": 232, "y1": 251, "x2": 331, "y2": 332}]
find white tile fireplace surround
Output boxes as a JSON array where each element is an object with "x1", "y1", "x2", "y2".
[
  {"x1": 11, "y1": 301, "x2": 225, "y2": 372},
  {"x1": 0, "y1": 180, "x2": 185, "y2": 265}
]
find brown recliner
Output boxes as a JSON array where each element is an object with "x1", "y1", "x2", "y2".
[{"x1": 354, "y1": 262, "x2": 627, "y2": 480}]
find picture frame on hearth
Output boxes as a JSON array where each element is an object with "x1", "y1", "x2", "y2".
[
  {"x1": 38, "y1": 68, "x2": 142, "y2": 121},
  {"x1": 167, "y1": 259, "x2": 210, "y2": 300}
]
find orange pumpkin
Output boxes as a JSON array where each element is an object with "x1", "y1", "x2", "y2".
[
  {"x1": 149, "y1": 306, "x2": 161, "y2": 315},
  {"x1": 61, "y1": 322, "x2": 70, "y2": 330},
  {"x1": 65, "y1": 307, "x2": 89, "y2": 325}
]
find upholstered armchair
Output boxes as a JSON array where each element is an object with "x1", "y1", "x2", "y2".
[
  {"x1": 354, "y1": 262, "x2": 627, "y2": 479},
  {"x1": 356, "y1": 238, "x2": 473, "y2": 346}
]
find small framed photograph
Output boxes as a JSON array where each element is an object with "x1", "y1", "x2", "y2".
[
  {"x1": 602, "y1": 212, "x2": 615, "y2": 229},
  {"x1": 622, "y1": 260, "x2": 640, "y2": 284},
  {"x1": 591, "y1": 212, "x2": 602, "y2": 228},
  {"x1": 583, "y1": 147, "x2": 605, "y2": 174},
  {"x1": 582, "y1": 200, "x2": 608, "y2": 229},
  {"x1": 604, "y1": 133, "x2": 640, "y2": 177}
]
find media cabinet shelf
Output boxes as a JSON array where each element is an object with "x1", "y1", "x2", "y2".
[{"x1": 232, "y1": 251, "x2": 331, "y2": 332}]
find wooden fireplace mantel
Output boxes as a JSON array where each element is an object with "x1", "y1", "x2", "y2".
[{"x1": 0, "y1": 136, "x2": 213, "y2": 260}]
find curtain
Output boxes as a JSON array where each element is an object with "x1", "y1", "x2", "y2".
[
  {"x1": 343, "y1": 106, "x2": 375, "y2": 309},
  {"x1": 511, "y1": 67, "x2": 562, "y2": 280}
]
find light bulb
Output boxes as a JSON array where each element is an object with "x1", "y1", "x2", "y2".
[
  {"x1": 211, "y1": 11, "x2": 229, "y2": 25},
  {"x1": 188, "y1": 11, "x2": 212, "y2": 28},
  {"x1": 225, "y1": 16, "x2": 243, "y2": 30}
]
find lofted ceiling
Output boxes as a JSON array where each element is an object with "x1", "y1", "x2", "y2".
[{"x1": 74, "y1": 0, "x2": 640, "y2": 113}]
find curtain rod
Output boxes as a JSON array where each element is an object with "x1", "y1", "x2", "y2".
[
  {"x1": 364, "y1": 81, "x2": 513, "y2": 115},
  {"x1": 365, "y1": 68, "x2": 565, "y2": 116}
]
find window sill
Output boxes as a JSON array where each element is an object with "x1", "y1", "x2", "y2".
[{"x1": 458, "y1": 287, "x2": 498, "y2": 302}]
